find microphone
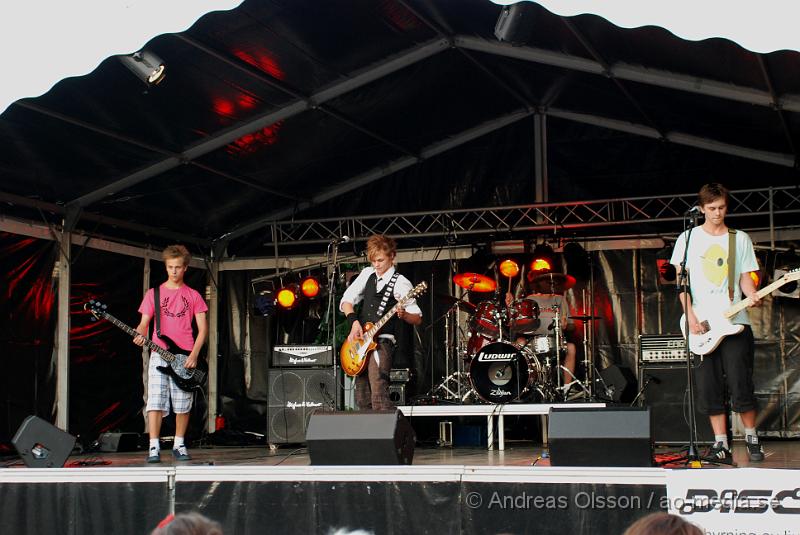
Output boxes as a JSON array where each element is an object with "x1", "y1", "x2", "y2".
[
  {"x1": 331, "y1": 235, "x2": 350, "y2": 244},
  {"x1": 685, "y1": 206, "x2": 701, "y2": 216},
  {"x1": 495, "y1": 362, "x2": 512, "y2": 379},
  {"x1": 644, "y1": 374, "x2": 661, "y2": 385}
]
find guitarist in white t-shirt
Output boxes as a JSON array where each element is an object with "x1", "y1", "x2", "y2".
[{"x1": 669, "y1": 183, "x2": 764, "y2": 463}]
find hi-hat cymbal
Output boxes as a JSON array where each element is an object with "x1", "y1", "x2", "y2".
[
  {"x1": 568, "y1": 314, "x2": 603, "y2": 322},
  {"x1": 529, "y1": 272, "x2": 576, "y2": 294},
  {"x1": 437, "y1": 294, "x2": 477, "y2": 311},
  {"x1": 453, "y1": 272, "x2": 497, "y2": 292}
]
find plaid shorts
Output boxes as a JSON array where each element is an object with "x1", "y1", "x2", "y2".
[{"x1": 146, "y1": 351, "x2": 193, "y2": 415}]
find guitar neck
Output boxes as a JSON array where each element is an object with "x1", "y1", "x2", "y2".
[
  {"x1": 364, "y1": 299, "x2": 405, "y2": 339},
  {"x1": 102, "y1": 312, "x2": 175, "y2": 362},
  {"x1": 724, "y1": 277, "x2": 787, "y2": 318}
]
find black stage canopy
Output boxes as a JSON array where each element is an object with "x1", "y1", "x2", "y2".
[{"x1": 1, "y1": 0, "x2": 799, "y2": 256}]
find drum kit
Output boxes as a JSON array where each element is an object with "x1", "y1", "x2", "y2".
[{"x1": 432, "y1": 269, "x2": 601, "y2": 404}]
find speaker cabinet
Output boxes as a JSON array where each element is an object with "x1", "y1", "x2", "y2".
[
  {"x1": 12, "y1": 415, "x2": 76, "y2": 468},
  {"x1": 548, "y1": 407, "x2": 653, "y2": 467},
  {"x1": 388, "y1": 384, "x2": 406, "y2": 405},
  {"x1": 306, "y1": 410, "x2": 415, "y2": 465},
  {"x1": 268, "y1": 368, "x2": 336, "y2": 444},
  {"x1": 599, "y1": 365, "x2": 638, "y2": 403},
  {"x1": 98, "y1": 432, "x2": 140, "y2": 452},
  {"x1": 639, "y1": 363, "x2": 715, "y2": 444}
]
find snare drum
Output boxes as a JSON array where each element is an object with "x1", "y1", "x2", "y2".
[
  {"x1": 468, "y1": 341, "x2": 542, "y2": 403},
  {"x1": 509, "y1": 298, "x2": 540, "y2": 336}
]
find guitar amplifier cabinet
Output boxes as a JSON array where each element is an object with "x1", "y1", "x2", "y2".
[
  {"x1": 268, "y1": 368, "x2": 336, "y2": 444},
  {"x1": 639, "y1": 334, "x2": 689, "y2": 362},
  {"x1": 272, "y1": 345, "x2": 333, "y2": 367}
]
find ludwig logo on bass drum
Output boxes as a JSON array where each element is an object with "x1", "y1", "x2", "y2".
[{"x1": 478, "y1": 352, "x2": 517, "y2": 362}]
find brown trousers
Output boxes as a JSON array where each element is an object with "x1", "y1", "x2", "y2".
[{"x1": 354, "y1": 339, "x2": 394, "y2": 410}]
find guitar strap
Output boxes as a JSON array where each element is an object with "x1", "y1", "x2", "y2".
[
  {"x1": 728, "y1": 229, "x2": 736, "y2": 303},
  {"x1": 375, "y1": 272, "x2": 400, "y2": 317},
  {"x1": 153, "y1": 285, "x2": 162, "y2": 338}
]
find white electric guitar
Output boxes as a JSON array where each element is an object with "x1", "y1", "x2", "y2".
[{"x1": 680, "y1": 268, "x2": 800, "y2": 355}]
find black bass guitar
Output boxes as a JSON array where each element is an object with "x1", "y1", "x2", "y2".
[{"x1": 85, "y1": 300, "x2": 207, "y2": 392}]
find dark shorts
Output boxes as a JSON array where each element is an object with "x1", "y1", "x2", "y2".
[{"x1": 693, "y1": 325, "x2": 757, "y2": 415}]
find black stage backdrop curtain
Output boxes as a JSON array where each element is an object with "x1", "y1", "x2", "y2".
[
  {"x1": 0, "y1": 232, "x2": 58, "y2": 451},
  {"x1": 215, "y1": 249, "x2": 799, "y2": 438},
  {"x1": 69, "y1": 246, "x2": 145, "y2": 444}
]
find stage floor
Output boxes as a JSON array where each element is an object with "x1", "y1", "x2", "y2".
[{"x1": 5, "y1": 439, "x2": 796, "y2": 470}]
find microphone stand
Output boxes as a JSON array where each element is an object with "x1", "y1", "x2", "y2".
[
  {"x1": 326, "y1": 239, "x2": 344, "y2": 410},
  {"x1": 672, "y1": 209, "x2": 713, "y2": 466}
]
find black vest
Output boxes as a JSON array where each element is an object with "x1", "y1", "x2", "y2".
[{"x1": 359, "y1": 273, "x2": 399, "y2": 336}]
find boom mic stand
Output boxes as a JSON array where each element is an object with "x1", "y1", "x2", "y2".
[
  {"x1": 668, "y1": 208, "x2": 718, "y2": 467},
  {"x1": 325, "y1": 237, "x2": 347, "y2": 410}
]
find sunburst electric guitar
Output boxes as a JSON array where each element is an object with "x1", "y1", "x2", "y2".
[
  {"x1": 85, "y1": 300, "x2": 208, "y2": 392},
  {"x1": 340, "y1": 281, "x2": 427, "y2": 377},
  {"x1": 680, "y1": 268, "x2": 800, "y2": 355}
]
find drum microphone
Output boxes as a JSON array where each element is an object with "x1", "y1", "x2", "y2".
[
  {"x1": 331, "y1": 235, "x2": 350, "y2": 244},
  {"x1": 495, "y1": 364, "x2": 510, "y2": 379}
]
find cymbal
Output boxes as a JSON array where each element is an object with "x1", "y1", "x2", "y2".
[
  {"x1": 529, "y1": 272, "x2": 576, "y2": 294},
  {"x1": 453, "y1": 272, "x2": 497, "y2": 292},
  {"x1": 437, "y1": 294, "x2": 477, "y2": 311},
  {"x1": 568, "y1": 314, "x2": 603, "y2": 322}
]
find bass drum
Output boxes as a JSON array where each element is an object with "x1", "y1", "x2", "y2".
[{"x1": 469, "y1": 341, "x2": 541, "y2": 404}]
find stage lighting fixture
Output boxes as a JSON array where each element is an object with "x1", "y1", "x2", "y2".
[
  {"x1": 499, "y1": 259, "x2": 520, "y2": 278},
  {"x1": 494, "y1": 2, "x2": 537, "y2": 46},
  {"x1": 656, "y1": 259, "x2": 677, "y2": 285},
  {"x1": 530, "y1": 243, "x2": 555, "y2": 273},
  {"x1": 774, "y1": 268, "x2": 800, "y2": 298},
  {"x1": 530, "y1": 257, "x2": 552, "y2": 272},
  {"x1": 300, "y1": 276, "x2": 321, "y2": 298},
  {"x1": 254, "y1": 291, "x2": 276, "y2": 317},
  {"x1": 119, "y1": 49, "x2": 166, "y2": 85},
  {"x1": 276, "y1": 285, "x2": 299, "y2": 309}
]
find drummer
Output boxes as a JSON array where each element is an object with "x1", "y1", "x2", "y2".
[{"x1": 505, "y1": 266, "x2": 577, "y2": 384}]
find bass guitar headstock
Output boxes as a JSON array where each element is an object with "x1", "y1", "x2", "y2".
[{"x1": 84, "y1": 299, "x2": 108, "y2": 321}]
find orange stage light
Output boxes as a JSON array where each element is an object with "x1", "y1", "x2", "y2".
[
  {"x1": 301, "y1": 276, "x2": 321, "y2": 298},
  {"x1": 499, "y1": 259, "x2": 520, "y2": 278},
  {"x1": 276, "y1": 286, "x2": 298, "y2": 309},
  {"x1": 530, "y1": 258, "x2": 552, "y2": 272}
]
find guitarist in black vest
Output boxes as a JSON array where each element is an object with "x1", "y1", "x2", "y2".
[
  {"x1": 133, "y1": 245, "x2": 208, "y2": 463},
  {"x1": 340, "y1": 235, "x2": 422, "y2": 410},
  {"x1": 669, "y1": 183, "x2": 764, "y2": 463}
]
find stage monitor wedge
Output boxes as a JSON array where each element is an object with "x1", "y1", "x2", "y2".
[
  {"x1": 548, "y1": 407, "x2": 653, "y2": 467},
  {"x1": 306, "y1": 410, "x2": 415, "y2": 465},
  {"x1": 12, "y1": 415, "x2": 76, "y2": 468}
]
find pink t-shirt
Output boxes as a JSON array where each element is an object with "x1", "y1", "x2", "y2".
[{"x1": 138, "y1": 283, "x2": 208, "y2": 352}]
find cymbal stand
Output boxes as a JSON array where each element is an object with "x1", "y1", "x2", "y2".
[{"x1": 551, "y1": 302, "x2": 564, "y2": 392}]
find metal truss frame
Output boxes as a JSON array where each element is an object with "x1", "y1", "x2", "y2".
[{"x1": 266, "y1": 186, "x2": 800, "y2": 248}]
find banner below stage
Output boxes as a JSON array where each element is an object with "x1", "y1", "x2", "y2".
[{"x1": 667, "y1": 468, "x2": 800, "y2": 534}]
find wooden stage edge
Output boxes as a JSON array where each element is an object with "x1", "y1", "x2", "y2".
[{"x1": 1, "y1": 439, "x2": 797, "y2": 474}]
